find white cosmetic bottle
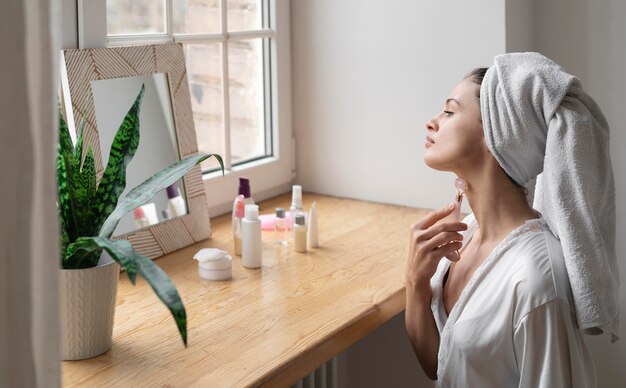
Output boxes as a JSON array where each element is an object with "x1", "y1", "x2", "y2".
[
  {"x1": 242, "y1": 204, "x2": 262, "y2": 268},
  {"x1": 166, "y1": 183, "x2": 186, "y2": 218},
  {"x1": 293, "y1": 214, "x2": 307, "y2": 253},
  {"x1": 289, "y1": 185, "x2": 305, "y2": 242}
]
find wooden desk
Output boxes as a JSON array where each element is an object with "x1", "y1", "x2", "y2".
[{"x1": 62, "y1": 194, "x2": 430, "y2": 387}]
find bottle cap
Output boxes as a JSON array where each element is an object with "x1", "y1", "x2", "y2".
[
  {"x1": 134, "y1": 206, "x2": 145, "y2": 219},
  {"x1": 291, "y1": 185, "x2": 302, "y2": 207},
  {"x1": 295, "y1": 214, "x2": 305, "y2": 226},
  {"x1": 275, "y1": 207, "x2": 285, "y2": 218},
  {"x1": 238, "y1": 177, "x2": 251, "y2": 198},
  {"x1": 245, "y1": 204, "x2": 259, "y2": 221},
  {"x1": 166, "y1": 183, "x2": 179, "y2": 199}
]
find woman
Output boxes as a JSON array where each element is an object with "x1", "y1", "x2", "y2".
[{"x1": 405, "y1": 53, "x2": 618, "y2": 387}]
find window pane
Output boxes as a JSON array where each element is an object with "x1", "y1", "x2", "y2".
[
  {"x1": 174, "y1": 0, "x2": 221, "y2": 34},
  {"x1": 107, "y1": 0, "x2": 165, "y2": 35},
  {"x1": 185, "y1": 44, "x2": 225, "y2": 171},
  {"x1": 229, "y1": 39, "x2": 268, "y2": 165},
  {"x1": 227, "y1": 0, "x2": 263, "y2": 31}
]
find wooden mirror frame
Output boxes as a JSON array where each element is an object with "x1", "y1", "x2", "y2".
[{"x1": 60, "y1": 43, "x2": 211, "y2": 259}]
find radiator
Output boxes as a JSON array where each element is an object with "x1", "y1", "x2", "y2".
[{"x1": 291, "y1": 357, "x2": 339, "y2": 388}]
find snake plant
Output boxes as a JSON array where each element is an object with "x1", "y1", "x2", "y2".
[{"x1": 57, "y1": 84, "x2": 223, "y2": 346}]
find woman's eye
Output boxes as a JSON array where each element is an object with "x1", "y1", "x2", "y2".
[{"x1": 443, "y1": 110, "x2": 453, "y2": 117}]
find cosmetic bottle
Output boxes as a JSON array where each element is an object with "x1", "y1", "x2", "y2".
[
  {"x1": 274, "y1": 208, "x2": 289, "y2": 246},
  {"x1": 232, "y1": 177, "x2": 255, "y2": 256},
  {"x1": 242, "y1": 204, "x2": 262, "y2": 268},
  {"x1": 293, "y1": 214, "x2": 307, "y2": 253},
  {"x1": 166, "y1": 183, "x2": 186, "y2": 217},
  {"x1": 134, "y1": 207, "x2": 150, "y2": 229},
  {"x1": 307, "y1": 201, "x2": 319, "y2": 248},
  {"x1": 238, "y1": 177, "x2": 255, "y2": 206},
  {"x1": 232, "y1": 195, "x2": 245, "y2": 256},
  {"x1": 141, "y1": 203, "x2": 159, "y2": 225},
  {"x1": 289, "y1": 185, "x2": 305, "y2": 238},
  {"x1": 161, "y1": 209, "x2": 171, "y2": 221}
]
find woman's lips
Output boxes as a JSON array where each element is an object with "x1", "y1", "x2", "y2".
[{"x1": 425, "y1": 136, "x2": 435, "y2": 148}]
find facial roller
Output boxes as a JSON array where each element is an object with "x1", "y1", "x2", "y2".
[{"x1": 452, "y1": 177, "x2": 468, "y2": 222}]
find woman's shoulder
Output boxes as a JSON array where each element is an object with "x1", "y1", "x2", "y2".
[{"x1": 502, "y1": 219, "x2": 575, "y2": 326}]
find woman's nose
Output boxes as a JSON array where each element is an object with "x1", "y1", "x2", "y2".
[{"x1": 425, "y1": 118, "x2": 437, "y2": 132}]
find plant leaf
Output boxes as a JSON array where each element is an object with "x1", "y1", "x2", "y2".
[
  {"x1": 57, "y1": 114, "x2": 81, "y2": 243},
  {"x1": 94, "y1": 84, "x2": 145, "y2": 232},
  {"x1": 63, "y1": 237, "x2": 187, "y2": 346},
  {"x1": 133, "y1": 251, "x2": 187, "y2": 346},
  {"x1": 74, "y1": 146, "x2": 98, "y2": 235},
  {"x1": 58, "y1": 109, "x2": 75, "y2": 157},
  {"x1": 57, "y1": 151, "x2": 74, "y2": 242},
  {"x1": 74, "y1": 110, "x2": 86, "y2": 162},
  {"x1": 98, "y1": 153, "x2": 224, "y2": 238},
  {"x1": 59, "y1": 215, "x2": 70, "y2": 261},
  {"x1": 63, "y1": 237, "x2": 137, "y2": 284}
]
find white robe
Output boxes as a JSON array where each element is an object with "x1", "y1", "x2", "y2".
[{"x1": 430, "y1": 213, "x2": 596, "y2": 387}]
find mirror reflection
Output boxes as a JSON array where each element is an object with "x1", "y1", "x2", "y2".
[{"x1": 90, "y1": 73, "x2": 187, "y2": 236}]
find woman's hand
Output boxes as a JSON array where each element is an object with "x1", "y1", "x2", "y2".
[
  {"x1": 404, "y1": 203, "x2": 467, "y2": 380},
  {"x1": 406, "y1": 203, "x2": 468, "y2": 292}
]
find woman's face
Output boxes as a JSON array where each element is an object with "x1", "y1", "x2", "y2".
[{"x1": 424, "y1": 77, "x2": 488, "y2": 172}]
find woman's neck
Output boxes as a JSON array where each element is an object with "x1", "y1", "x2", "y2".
[{"x1": 460, "y1": 162, "x2": 537, "y2": 244}]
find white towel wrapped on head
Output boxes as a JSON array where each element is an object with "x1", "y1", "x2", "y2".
[{"x1": 480, "y1": 52, "x2": 619, "y2": 343}]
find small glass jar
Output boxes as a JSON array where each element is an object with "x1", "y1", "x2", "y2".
[{"x1": 274, "y1": 207, "x2": 290, "y2": 246}]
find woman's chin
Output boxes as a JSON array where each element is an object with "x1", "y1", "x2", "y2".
[
  {"x1": 424, "y1": 153, "x2": 443, "y2": 170},
  {"x1": 424, "y1": 152, "x2": 454, "y2": 172}
]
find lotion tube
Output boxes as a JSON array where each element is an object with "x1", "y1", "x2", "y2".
[
  {"x1": 307, "y1": 201, "x2": 318, "y2": 248},
  {"x1": 242, "y1": 204, "x2": 262, "y2": 268}
]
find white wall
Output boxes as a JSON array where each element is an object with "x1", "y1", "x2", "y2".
[
  {"x1": 506, "y1": 0, "x2": 534, "y2": 52},
  {"x1": 535, "y1": 0, "x2": 626, "y2": 385},
  {"x1": 292, "y1": 1, "x2": 507, "y2": 386},
  {"x1": 292, "y1": 0, "x2": 506, "y2": 215}
]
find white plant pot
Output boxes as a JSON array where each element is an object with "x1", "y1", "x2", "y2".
[{"x1": 60, "y1": 252, "x2": 120, "y2": 360}]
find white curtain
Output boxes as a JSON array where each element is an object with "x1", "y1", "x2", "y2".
[{"x1": 0, "y1": 0, "x2": 61, "y2": 387}]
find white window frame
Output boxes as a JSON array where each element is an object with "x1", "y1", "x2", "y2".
[{"x1": 77, "y1": 0, "x2": 294, "y2": 216}]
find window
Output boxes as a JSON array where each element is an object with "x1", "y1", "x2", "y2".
[{"x1": 78, "y1": 0, "x2": 293, "y2": 214}]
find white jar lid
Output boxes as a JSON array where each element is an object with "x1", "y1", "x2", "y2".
[{"x1": 194, "y1": 248, "x2": 233, "y2": 271}]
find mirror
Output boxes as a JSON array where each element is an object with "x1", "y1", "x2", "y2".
[
  {"x1": 61, "y1": 43, "x2": 212, "y2": 259},
  {"x1": 91, "y1": 73, "x2": 186, "y2": 236}
]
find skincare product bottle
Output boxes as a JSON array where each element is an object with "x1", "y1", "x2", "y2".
[
  {"x1": 307, "y1": 201, "x2": 319, "y2": 248},
  {"x1": 141, "y1": 203, "x2": 159, "y2": 225},
  {"x1": 166, "y1": 183, "x2": 186, "y2": 217},
  {"x1": 242, "y1": 204, "x2": 262, "y2": 268},
  {"x1": 161, "y1": 209, "x2": 171, "y2": 221},
  {"x1": 289, "y1": 185, "x2": 305, "y2": 236},
  {"x1": 274, "y1": 207, "x2": 289, "y2": 246},
  {"x1": 238, "y1": 177, "x2": 255, "y2": 206},
  {"x1": 134, "y1": 207, "x2": 150, "y2": 229},
  {"x1": 293, "y1": 214, "x2": 307, "y2": 253},
  {"x1": 232, "y1": 178, "x2": 254, "y2": 255},
  {"x1": 232, "y1": 195, "x2": 245, "y2": 256}
]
